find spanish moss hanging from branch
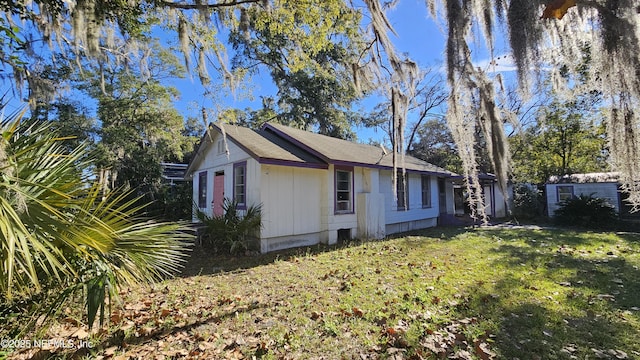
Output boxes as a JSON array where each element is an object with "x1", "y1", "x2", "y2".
[
  {"x1": 358, "y1": 0, "x2": 419, "y2": 208},
  {"x1": 427, "y1": 0, "x2": 640, "y2": 214}
]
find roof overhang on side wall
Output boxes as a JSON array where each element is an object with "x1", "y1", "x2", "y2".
[
  {"x1": 258, "y1": 158, "x2": 328, "y2": 169},
  {"x1": 451, "y1": 173, "x2": 498, "y2": 185},
  {"x1": 372, "y1": 165, "x2": 458, "y2": 178},
  {"x1": 262, "y1": 123, "x2": 457, "y2": 178}
]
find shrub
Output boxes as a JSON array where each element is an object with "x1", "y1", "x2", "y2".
[
  {"x1": 513, "y1": 183, "x2": 543, "y2": 219},
  {"x1": 197, "y1": 199, "x2": 262, "y2": 254},
  {"x1": 554, "y1": 194, "x2": 618, "y2": 229}
]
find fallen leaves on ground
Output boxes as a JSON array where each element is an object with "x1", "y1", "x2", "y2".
[{"x1": 6, "y1": 228, "x2": 640, "y2": 359}]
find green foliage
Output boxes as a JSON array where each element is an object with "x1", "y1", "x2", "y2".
[
  {"x1": 197, "y1": 199, "x2": 262, "y2": 255},
  {"x1": 21, "y1": 43, "x2": 199, "y2": 222},
  {"x1": 89, "y1": 47, "x2": 188, "y2": 173},
  {"x1": 0, "y1": 108, "x2": 193, "y2": 333},
  {"x1": 229, "y1": 0, "x2": 363, "y2": 139},
  {"x1": 47, "y1": 99, "x2": 98, "y2": 152},
  {"x1": 84, "y1": 263, "x2": 115, "y2": 330},
  {"x1": 408, "y1": 117, "x2": 463, "y2": 173},
  {"x1": 554, "y1": 194, "x2": 618, "y2": 229},
  {"x1": 150, "y1": 181, "x2": 194, "y2": 221},
  {"x1": 510, "y1": 83, "x2": 608, "y2": 184},
  {"x1": 512, "y1": 183, "x2": 543, "y2": 219},
  {"x1": 75, "y1": 44, "x2": 197, "y2": 216},
  {"x1": 511, "y1": 110, "x2": 608, "y2": 183}
]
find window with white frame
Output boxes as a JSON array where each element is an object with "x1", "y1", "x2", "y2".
[
  {"x1": 234, "y1": 162, "x2": 247, "y2": 209},
  {"x1": 198, "y1": 171, "x2": 207, "y2": 208},
  {"x1": 335, "y1": 168, "x2": 353, "y2": 213},
  {"x1": 421, "y1": 175, "x2": 431, "y2": 208},
  {"x1": 557, "y1": 185, "x2": 574, "y2": 202}
]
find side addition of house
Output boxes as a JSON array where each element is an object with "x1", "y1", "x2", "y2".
[{"x1": 185, "y1": 123, "x2": 458, "y2": 253}]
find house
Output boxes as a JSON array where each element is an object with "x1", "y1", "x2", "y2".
[
  {"x1": 185, "y1": 122, "x2": 458, "y2": 253},
  {"x1": 545, "y1": 172, "x2": 629, "y2": 217},
  {"x1": 452, "y1": 174, "x2": 511, "y2": 219}
]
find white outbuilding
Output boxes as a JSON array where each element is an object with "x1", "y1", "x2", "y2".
[{"x1": 546, "y1": 172, "x2": 623, "y2": 217}]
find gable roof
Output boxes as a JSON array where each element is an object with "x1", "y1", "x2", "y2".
[
  {"x1": 186, "y1": 123, "x2": 326, "y2": 176},
  {"x1": 215, "y1": 123, "x2": 327, "y2": 168},
  {"x1": 186, "y1": 122, "x2": 457, "y2": 177},
  {"x1": 262, "y1": 123, "x2": 456, "y2": 176}
]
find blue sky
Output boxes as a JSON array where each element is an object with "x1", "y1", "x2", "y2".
[
  {"x1": 167, "y1": 0, "x2": 519, "y2": 144},
  {"x1": 3, "y1": 1, "x2": 516, "y2": 144},
  {"x1": 168, "y1": 0, "x2": 450, "y2": 144}
]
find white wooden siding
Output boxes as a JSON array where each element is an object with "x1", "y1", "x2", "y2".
[
  {"x1": 190, "y1": 128, "x2": 457, "y2": 253},
  {"x1": 379, "y1": 170, "x2": 439, "y2": 226},
  {"x1": 546, "y1": 182, "x2": 620, "y2": 217},
  {"x1": 191, "y1": 132, "x2": 253, "y2": 219},
  {"x1": 260, "y1": 165, "x2": 323, "y2": 238},
  {"x1": 321, "y1": 164, "x2": 359, "y2": 244}
]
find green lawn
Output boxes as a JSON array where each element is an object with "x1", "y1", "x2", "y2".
[{"x1": 8, "y1": 227, "x2": 640, "y2": 359}]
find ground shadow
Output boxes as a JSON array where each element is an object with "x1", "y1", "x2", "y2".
[
  {"x1": 179, "y1": 226, "x2": 473, "y2": 277},
  {"x1": 482, "y1": 228, "x2": 640, "y2": 358},
  {"x1": 80, "y1": 301, "x2": 271, "y2": 359}
]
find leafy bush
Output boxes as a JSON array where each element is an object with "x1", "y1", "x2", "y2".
[
  {"x1": 151, "y1": 181, "x2": 194, "y2": 221},
  {"x1": 554, "y1": 194, "x2": 618, "y2": 229},
  {"x1": 513, "y1": 183, "x2": 543, "y2": 219},
  {"x1": 197, "y1": 199, "x2": 262, "y2": 255}
]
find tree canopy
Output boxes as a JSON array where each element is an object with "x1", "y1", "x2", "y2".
[
  {"x1": 2, "y1": 0, "x2": 640, "y2": 218},
  {"x1": 228, "y1": 0, "x2": 363, "y2": 138},
  {"x1": 510, "y1": 100, "x2": 608, "y2": 184}
]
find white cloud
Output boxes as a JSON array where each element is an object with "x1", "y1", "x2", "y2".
[{"x1": 473, "y1": 54, "x2": 518, "y2": 74}]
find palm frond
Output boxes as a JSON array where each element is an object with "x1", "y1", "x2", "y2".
[{"x1": 0, "y1": 109, "x2": 194, "y2": 322}]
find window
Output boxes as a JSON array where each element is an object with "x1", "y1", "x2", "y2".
[
  {"x1": 234, "y1": 162, "x2": 247, "y2": 209},
  {"x1": 421, "y1": 175, "x2": 431, "y2": 208},
  {"x1": 335, "y1": 168, "x2": 353, "y2": 213},
  {"x1": 557, "y1": 185, "x2": 574, "y2": 202},
  {"x1": 216, "y1": 140, "x2": 225, "y2": 155},
  {"x1": 397, "y1": 171, "x2": 408, "y2": 210},
  {"x1": 198, "y1": 171, "x2": 207, "y2": 208}
]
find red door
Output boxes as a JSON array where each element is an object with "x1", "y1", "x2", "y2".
[{"x1": 212, "y1": 173, "x2": 225, "y2": 217}]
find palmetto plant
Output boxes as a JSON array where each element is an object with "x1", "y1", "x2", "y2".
[
  {"x1": 197, "y1": 199, "x2": 262, "y2": 255},
  {"x1": 0, "y1": 109, "x2": 193, "y2": 331}
]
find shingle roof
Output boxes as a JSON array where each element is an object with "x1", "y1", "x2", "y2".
[
  {"x1": 263, "y1": 123, "x2": 456, "y2": 176},
  {"x1": 216, "y1": 123, "x2": 326, "y2": 167},
  {"x1": 187, "y1": 122, "x2": 457, "y2": 177},
  {"x1": 547, "y1": 172, "x2": 621, "y2": 184}
]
